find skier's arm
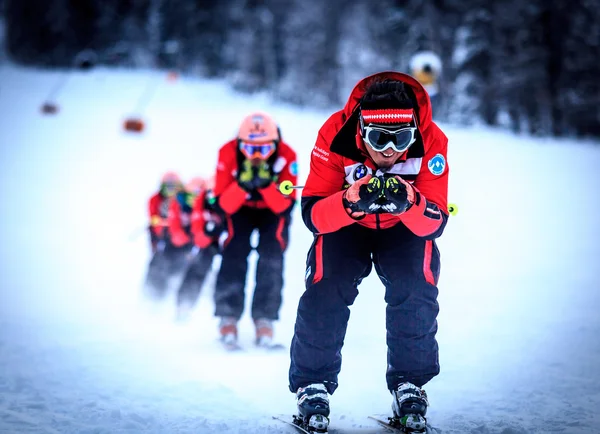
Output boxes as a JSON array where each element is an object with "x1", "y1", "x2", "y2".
[
  {"x1": 398, "y1": 129, "x2": 449, "y2": 239},
  {"x1": 191, "y1": 191, "x2": 214, "y2": 249},
  {"x1": 301, "y1": 133, "x2": 356, "y2": 235},
  {"x1": 214, "y1": 146, "x2": 247, "y2": 215},
  {"x1": 148, "y1": 195, "x2": 166, "y2": 236},
  {"x1": 259, "y1": 145, "x2": 298, "y2": 215}
]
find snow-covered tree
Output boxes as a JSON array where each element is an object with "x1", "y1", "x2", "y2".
[
  {"x1": 275, "y1": 0, "x2": 345, "y2": 107},
  {"x1": 445, "y1": 1, "x2": 494, "y2": 126},
  {"x1": 337, "y1": 0, "x2": 398, "y2": 103},
  {"x1": 558, "y1": 0, "x2": 600, "y2": 137}
]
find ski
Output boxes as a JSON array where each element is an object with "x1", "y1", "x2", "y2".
[
  {"x1": 256, "y1": 342, "x2": 286, "y2": 351},
  {"x1": 220, "y1": 341, "x2": 286, "y2": 352},
  {"x1": 368, "y1": 416, "x2": 438, "y2": 434},
  {"x1": 218, "y1": 336, "x2": 243, "y2": 352},
  {"x1": 222, "y1": 341, "x2": 243, "y2": 351},
  {"x1": 272, "y1": 415, "x2": 312, "y2": 434},
  {"x1": 274, "y1": 414, "x2": 392, "y2": 433},
  {"x1": 368, "y1": 416, "x2": 408, "y2": 433}
]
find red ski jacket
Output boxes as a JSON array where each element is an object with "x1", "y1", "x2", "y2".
[
  {"x1": 190, "y1": 190, "x2": 224, "y2": 249},
  {"x1": 148, "y1": 192, "x2": 171, "y2": 238},
  {"x1": 213, "y1": 139, "x2": 298, "y2": 216},
  {"x1": 302, "y1": 71, "x2": 449, "y2": 239}
]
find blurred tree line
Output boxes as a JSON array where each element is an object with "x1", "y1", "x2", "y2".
[{"x1": 3, "y1": 0, "x2": 599, "y2": 138}]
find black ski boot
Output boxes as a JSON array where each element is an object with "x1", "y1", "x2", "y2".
[
  {"x1": 294, "y1": 383, "x2": 330, "y2": 432},
  {"x1": 390, "y1": 382, "x2": 429, "y2": 433}
]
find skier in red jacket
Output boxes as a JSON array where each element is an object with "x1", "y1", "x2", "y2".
[
  {"x1": 149, "y1": 176, "x2": 214, "y2": 302},
  {"x1": 147, "y1": 171, "x2": 183, "y2": 253},
  {"x1": 212, "y1": 111, "x2": 298, "y2": 348},
  {"x1": 167, "y1": 177, "x2": 208, "y2": 250},
  {"x1": 288, "y1": 72, "x2": 449, "y2": 433},
  {"x1": 175, "y1": 177, "x2": 226, "y2": 320},
  {"x1": 144, "y1": 171, "x2": 184, "y2": 298}
]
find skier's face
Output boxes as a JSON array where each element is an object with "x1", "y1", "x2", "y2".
[{"x1": 161, "y1": 182, "x2": 180, "y2": 197}]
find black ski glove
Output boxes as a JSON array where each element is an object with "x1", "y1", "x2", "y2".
[
  {"x1": 237, "y1": 159, "x2": 272, "y2": 191},
  {"x1": 380, "y1": 175, "x2": 415, "y2": 215},
  {"x1": 204, "y1": 219, "x2": 224, "y2": 237},
  {"x1": 343, "y1": 176, "x2": 386, "y2": 219}
]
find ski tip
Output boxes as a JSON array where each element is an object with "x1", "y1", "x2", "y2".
[
  {"x1": 257, "y1": 342, "x2": 287, "y2": 351},
  {"x1": 223, "y1": 343, "x2": 243, "y2": 352},
  {"x1": 218, "y1": 338, "x2": 243, "y2": 352},
  {"x1": 272, "y1": 414, "x2": 312, "y2": 434}
]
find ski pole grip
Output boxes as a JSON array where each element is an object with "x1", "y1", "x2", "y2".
[
  {"x1": 279, "y1": 180, "x2": 296, "y2": 195},
  {"x1": 448, "y1": 203, "x2": 458, "y2": 216}
]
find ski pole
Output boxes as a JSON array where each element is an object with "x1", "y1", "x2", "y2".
[
  {"x1": 40, "y1": 71, "x2": 71, "y2": 114},
  {"x1": 123, "y1": 75, "x2": 164, "y2": 133},
  {"x1": 279, "y1": 180, "x2": 459, "y2": 216}
]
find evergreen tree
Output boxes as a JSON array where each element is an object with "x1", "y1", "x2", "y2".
[
  {"x1": 493, "y1": 1, "x2": 552, "y2": 135},
  {"x1": 222, "y1": 0, "x2": 279, "y2": 91},
  {"x1": 276, "y1": 0, "x2": 344, "y2": 106},
  {"x1": 559, "y1": 0, "x2": 600, "y2": 137},
  {"x1": 445, "y1": 1, "x2": 494, "y2": 126},
  {"x1": 0, "y1": 0, "x2": 6, "y2": 64},
  {"x1": 338, "y1": 0, "x2": 399, "y2": 103},
  {"x1": 5, "y1": 0, "x2": 71, "y2": 65}
]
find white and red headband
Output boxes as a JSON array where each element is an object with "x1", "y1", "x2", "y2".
[{"x1": 360, "y1": 108, "x2": 415, "y2": 125}]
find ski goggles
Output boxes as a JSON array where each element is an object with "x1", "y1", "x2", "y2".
[
  {"x1": 239, "y1": 140, "x2": 276, "y2": 159},
  {"x1": 362, "y1": 124, "x2": 417, "y2": 153},
  {"x1": 160, "y1": 182, "x2": 180, "y2": 195}
]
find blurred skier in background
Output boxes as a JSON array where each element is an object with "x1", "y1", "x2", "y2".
[
  {"x1": 175, "y1": 177, "x2": 226, "y2": 321},
  {"x1": 212, "y1": 111, "x2": 298, "y2": 349},
  {"x1": 167, "y1": 176, "x2": 207, "y2": 250},
  {"x1": 288, "y1": 72, "x2": 449, "y2": 433},
  {"x1": 144, "y1": 174, "x2": 196, "y2": 299},
  {"x1": 147, "y1": 171, "x2": 182, "y2": 253},
  {"x1": 144, "y1": 171, "x2": 183, "y2": 298}
]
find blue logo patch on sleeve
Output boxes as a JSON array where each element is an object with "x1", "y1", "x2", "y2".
[
  {"x1": 427, "y1": 154, "x2": 446, "y2": 175},
  {"x1": 353, "y1": 164, "x2": 368, "y2": 180},
  {"x1": 290, "y1": 161, "x2": 298, "y2": 176}
]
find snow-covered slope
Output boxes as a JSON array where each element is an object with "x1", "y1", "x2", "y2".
[{"x1": 0, "y1": 64, "x2": 599, "y2": 434}]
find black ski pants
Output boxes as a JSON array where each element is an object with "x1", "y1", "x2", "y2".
[
  {"x1": 145, "y1": 241, "x2": 191, "y2": 299},
  {"x1": 176, "y1": 243, "x2": 219, "y2": 307},
  {"x1": 214, "y1": 206, "x2": 290, "y2": 320},
  {"x1": 289, "y1": 222, "x2": 441, "y2": 394}
]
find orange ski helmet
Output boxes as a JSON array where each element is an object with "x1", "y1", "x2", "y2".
[
  {"x1": 238, "y1": 112, "x2": 279, "y2": 143},
  {"x1": 161, "y1": 171, "x2": 182, "y2": 185},
  {"x1": 237, "y1": 112, "x2": 279, "y2": 160}
]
